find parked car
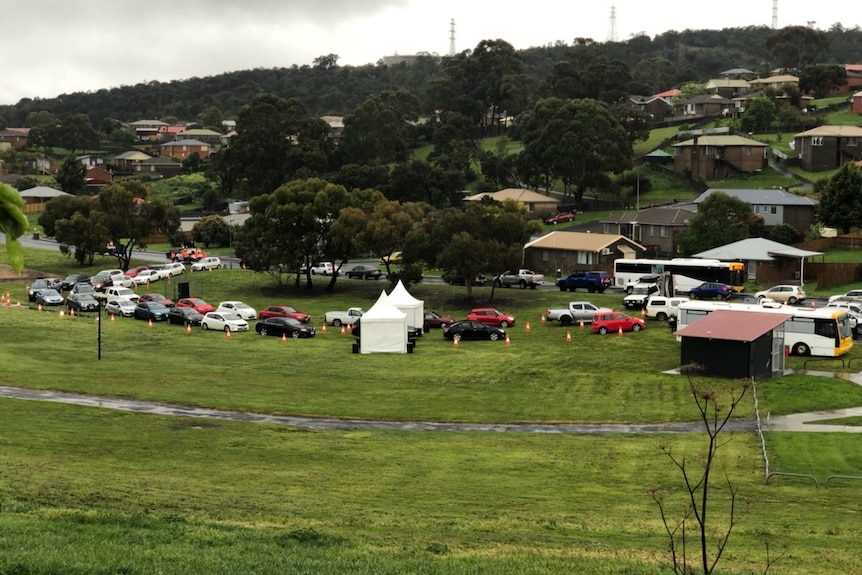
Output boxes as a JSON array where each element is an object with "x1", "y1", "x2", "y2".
[
  {"x1": 91, "y1": 271, "x2": 122, "y2": 291},
  {"x1": 443, "y1": 320, "x2": 506, "y2": 341},
  {"x1": 65, "y1": 292, "x2": 100, "y2": 313},
  {"x1": 158, "y1": 262, "x2": 186, "y2": 277},
  {"x1": 259, "y1": 305, "x2": 310, "y2": 323},
  {"x1": 645, "y1": 296, "x2": 690, "y2": 321},
  {"x1": 60, "y1": 274, "x2": 90, "y2": 291},
  {"x1": 544, "y1": 212, "x2": 576, "y2": 225},
  {"x1": 133, "y1": 269, "x2": 165, "y2": 285},
  {"x1": 191, "y1": 257, "x2": 222, "y2": 271},
  {"x1": 556, "y1": 271, "x2": 612, "y2": 293},
  {"x1": 167, "y1": 306, "x2": 204, "y2": 326},
  {"x1": 138, "y1": 293, "x2": 174, "y2": 308},
  {"x1": 494, "y1": 269, "x2": 544, "y2": 289},
  {"x1": 688, "y1": 282, "x2": 732, "y2": 300},
  {"x1": 466, "y1": 308, "x2": 515, "y2": 328},
  {"x1": 202, "y1": 312, "x2": 249, "y2": 332},
  {"x1": 827, "y1": 289, "x2": 862, "y2": 304},
  {"x1": 441, "y1": 273, "x2": 487, "y2": 286},
  {"x1": 216, "y1": 301, "x2": 258, "y2": 320},
  {"x1": 591, "y1": 312, "x2": 645, "y2": 335},
  {"x1": 96, "y1": 286, "x2": 139, "y2": 304},
  {"x1": 134, "y1": 301, "x2": 171, "y2": 322},
  {"x1": 323, "y1": 307, "x2": 364, "y2": 326},
  {"x1": 176, "y1": 298, "x2": 215, "y2": 314},
  {"x1": 111, "y1": 275, "x2": 135, "y2": 288},
  {"x1": 105, "y1": 298, "x2": 136, "y2": 317},
  {"x1": 545, "y1": 301, "x2": 612, "y2": 326},
  {"x1": 345, "y1": 265, "x2": 383, "y2": 280},
  {"x1": 302, "y1": 261, "x2": 334, "y2": 275},
  {"x1": 826, "y1": 301, "x2": 862, "y2": 336},
  {"x1": 423, "y1": 310, "x2": 455, "y2": 330},
  {"x1": 755, "y1": 285, "x2": 806, "y2": 304},
  {"x1": 125, "y1": 265, "x2": 150, "y2": 278},
  {"x1": 35, "y1": 288, "x2": 64, "y2": 306},
  {"x1": 255, "y1": 317, "x2": 316, "y2": 338},
  {"x1": 28, "y1": 278, "x2": 62, "y2": 301},
  {"x1": 378, "y1": 251, "x2": 402, "y2": 265}
]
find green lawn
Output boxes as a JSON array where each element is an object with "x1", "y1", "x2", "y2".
[{"x1": 2, "y1": 245, "x2": 862, "y2": 574}]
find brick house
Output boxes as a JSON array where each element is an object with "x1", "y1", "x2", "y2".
[
  {"x1": 600, "y1": 205, "x2": 696, "y2": 258},
  {"x1": 793, "y1": 125, "x2": 862, "y2": 171},
  {"x1": 0, "y1": 128, "x2": 29, "y2": 150},
  {"x1": 672, "y1": 134, "x2": 768, "y2": 180},
  {"x1": 673, "y1": 94, "x2": 733, "y2": 119},
  {"x1": 522, "y1": 231, "x2": 646, "y2": 276},
  {"x1": 464, "y1": 188, "x2": 559, "y2": 216},
  {"x1": 158, "y1": 139, "x2": 212, "y2": 161}
]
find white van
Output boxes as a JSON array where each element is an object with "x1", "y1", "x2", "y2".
[{"x1": 645, "y1": 295, "x2": 690, "y2": 321}]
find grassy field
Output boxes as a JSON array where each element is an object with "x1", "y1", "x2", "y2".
[{"x1": 2, "y1": 245, "x2": 862, "y2": 574}]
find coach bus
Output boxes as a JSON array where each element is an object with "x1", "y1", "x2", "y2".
[
  {"x1": 677, "y1": 300, "x2": 853, "y2": 357},
  {"x1": 613, "y1": 258, "x2": 746, "y2": 294}
]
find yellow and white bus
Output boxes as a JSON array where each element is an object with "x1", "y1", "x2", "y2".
[
  {"x1": 677, "y1": 300, "x2": 853, "y2": 357},
  {"x1": 614, "y1": 258, "x2": 746, "y2": 293}
]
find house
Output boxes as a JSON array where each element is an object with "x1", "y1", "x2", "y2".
[
  {"x1": 672, "y1": 135, "x2": 768, "y2": 180},
  {"x1": 853, "y1": 91, "x2": 862, "y2": 114},
  {"x1": 704, "y1": 78, "x2": 750, "y2": 99},
  {"x1": 693, "y1": 188, "x2": 817, "y2": 234},
  {"x1": 158, "y1": 139, "x2": 212, "y2": 161},
  {"x1": 677, "y1": 309, "x2": 791, "y2": 379},
  {"x1": 17, "y1": 186, "x2": 72, "y2": 206},
  {"x1": 114, "y1": 150, "x2": 153, "y2": 172},
  {"x1": 128, "y1": 119, "x2": 169, "y2": 141},
  {"x1": 0, "y1": 128, "x2": 29, "y2": 150},
  {"x1": 793, "y1": 125, "x2": 862, "y2": 172},
  {"x1": 321, "y1": 116, "x2": 344, "y2": 143},
  {"x1": 135, "y1": 156, "x2": 183, "y2": 178},
  {"x1": 628, "y1": 95, "x2": 672, "y2": 120},
  {"x1": 175, "y1": 128, "x2": 222, "y2": 145},
  {"x1": 600, "y1": 205, "x2": 695, "y2": 258},
  {"x1": 522, "y1": 231, "x2": 646, "y2": 275},
  {"x1": 748, "y1": 74, "x2": 799, "y2": 91},
  {"x1": 464, "y1": 188, "x2": 559, "y2": 215},
  {"x1": 85, "y1": 166, "x2": 113, "y2": 194},
  {"x1": 673, "y1": 94, "x2": 734, "y2": 119},
  {"x1": 77, "y1": 154, "x2": 106, "y2": 169},
  {"x1": 692, "y1": 237, "x2": 822, "y2": 285}
]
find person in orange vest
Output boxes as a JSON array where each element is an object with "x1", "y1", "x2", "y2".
[
  {"x1": 181, "y1": 248, "x2": 189, "y2": 261},
  {"x1": 194, "y1": 247, "x2": 203, "y2": 260}
]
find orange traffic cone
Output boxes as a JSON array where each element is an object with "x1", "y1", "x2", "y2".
[
  {"x1": 37, "y1": 303, "x2": 43, "y2": 312},
  {"x1": 566, "y1": 330, "x2": 572, "y2": 342},
  {"x1": 541, "y1": 314, "x2": 546, "y2": 324},
  {"x1": 347, "y1": 323, "x2": 353, "y2": 332},
  {"x1": 618, "y1": 326, "x2": 624, "y2": 336},
  {"x1": 453, "y1": 335, "x2": 459, "y2": 347},
  {"x1": 110, "y1": 313, "x2": 115, "y2": 322},
  {"x1": 341, "y1": 326, "x2": 346, "y2": 336},
  {"x1": 505, "y1": 334, "x2": 511, "y2": 346},
  {"x1": 525, "y1": 321, "x2": 531, "y2": 333},
  {"x1": 69, "y1": 309, "x2": 75, "y2": 317},
  {"x1": 321, "y1": 323, "x2": 327, "y2": 333},
  {"x1": 226, "y1": 327, "x2": 231, "y2": 339},
  {"x1": 579, "y1": 319, "x2": 584, "y2": 329},
  {"x1": 148, "y1": 318, "x2": 153, "y2": 329},
  {"x1": 16, "y1": 301, "x2": 21, "y2": 308},
  {"x1": 810, "y1": 300, "x2": 816, "y2": 309},
  {"x1": 281, "y1": 333, "x2": 287, "y2": 343},
  {"x1": 186, "y1": 323, "x2": 192, "y2": 334}
]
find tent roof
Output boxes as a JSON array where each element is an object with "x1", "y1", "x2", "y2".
[
  {"x1": 693, "y1": 237, "x2": 822, "y2": 261},
  {"x1": 676, "y1": 310, "x2": 792, "y2": 342},
  {"x1": 388, "y1": 280, "x2": 422, "y2": 305},
  {"x1": 363, "y1": 291, "x2": 407, "y2": 320}
]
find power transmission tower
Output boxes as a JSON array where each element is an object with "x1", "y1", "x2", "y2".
[
  {"x1": 449, "y1": 18, "x2": 456, "y2": 56},
  {"x1": 771, "y1": 0, "x2": 778, "y2": 29},
  {"x1": 607, "y1": 5, "x2": 618, "y2": 42}
]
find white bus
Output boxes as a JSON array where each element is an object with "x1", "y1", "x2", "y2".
[
  {"x1": 613, "y1": 258, "x2": 746, "y2": 294},
  {"x1": 677, "y1": 300, "x2": 853, "y2": 357}
]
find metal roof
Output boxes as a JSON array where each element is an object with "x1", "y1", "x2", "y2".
[
  {"x1": 694, "y1": 188, "x2": 817, "y2": 207},
  {"x1": 676, "y1": 309, "x2": 792, "y2": 342},
  {"x1": 693, "y1": 237, "x2": 822, "y2": 261}
]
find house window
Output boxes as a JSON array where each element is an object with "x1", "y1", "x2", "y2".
[
  {"x1": 660, "y1": 226, "x2": 669, "y2": 238},
  {"x1": 812, "y1": 137, "x2": 823, "y2": 146},
  {"x1": 848, "y1": 137, "x2": 858, "y2": 147},
  {"x1": 703, "y1": 146, "x2": 713, "y2": 156},
  {"x1": 646, "y1": 224, "x2": 654, "y2": 237},
  {"x1": 744, "y1": 146, "x2": 752, "y2": 156},
  {"x1": 674, "y1": 147, "x2": 682, "y2": 156},
  {"x1": 771, "y1": 206, "x2": 777, "y2": 214},
  {"x1": 577, "y1": 251, "x2": 592, "y2": 265},
  {"x1": 541, "y1": 249, "x2": 549, "y2": 262}
]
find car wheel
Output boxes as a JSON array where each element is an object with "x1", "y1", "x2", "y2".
[
  {"x1": 260, "y1": 327, "x2": 268, "y2": 336},
  {"x1": 632, "y1": 324, "x2": 642, "y2": 332},
  {"x1": 587, "y1": 286, "x2": 596, "y2": 293},
  {"x1": 489, "y1": 332, "x2": 500, "y2": 341},
  {"x1": 332, "y1": 319, "x2": 343, "y2": 327},
  {"x1": 202, "y1": 323, "x2": 209, "y2": 330},
  {"x1": 788, "y1": 297, "x2": 797, "y2": 305},
  {"x1": 792, "y1": 342, "x2": 810, "y2": 356},
  {"x1": 500, "y1": 321, "x2": 509, "y2": 328},
  {"x1": 560, "y1": 316, "x2": 572, "y2": 326},
  {"x1": 656, "y1": 312, "x2": 667, "y2": 321},
  {"x1": 598, "y1": 326, "x2": 608, "y2": 335},
  {"x1": 519, "y1": 280, "x2": 527, "y2": 289},
  {"x1": 291, "y1": 331, "x2": 300, "y2": 339},
  {"x1": 558, "y1": 285, "x2": 567, "y2": 292}
]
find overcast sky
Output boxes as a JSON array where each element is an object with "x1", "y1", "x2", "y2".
[{"x1": 0, "y1": 0, "x2": 854, "y2": 107}]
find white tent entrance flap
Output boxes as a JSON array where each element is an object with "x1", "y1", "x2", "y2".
[
  {"x1": 388, "y1": 280, "x2": 424, "y2": 330},
  {"x1": 359, "y1": 291, "x2": 408, "y2": 354}
]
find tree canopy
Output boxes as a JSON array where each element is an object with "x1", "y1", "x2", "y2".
[
  {"x1": 677, "y1": 192, "x2": 760, "y2": 255},
  {"x1": 817, "y1": 162, "x2": 862, "y2": 234}
]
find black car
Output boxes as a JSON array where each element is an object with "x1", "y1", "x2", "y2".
[
  {"x1": 134, "y1": 302, "x2": 171, "y2": 322},
  {"x1": 66, "y1": 292, "x2": 100, "y2": 313},
  {"x1": 60, "y1": 274, "x2": 90, "y2": 291},
  {"x1": 27, "y1": 278, "x2": 62, "y2": 302},
  {"x1": 167, "y1": 306, "x2": 204, "y2": 326},
  {"x1": 443, "y1": 320, "x2": 506, "y2": 341},
  {"x1": 345, "y1": 265, "x2": 383, "y2": 280},
  {"x1": 255, "y1": 317, "x2": 316, "y2": 338}
]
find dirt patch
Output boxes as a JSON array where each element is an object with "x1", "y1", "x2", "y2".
[{"x1": 0, "y1": 264, "x2": 46, "y2": 282}]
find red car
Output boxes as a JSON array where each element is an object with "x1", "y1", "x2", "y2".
[
  {"x1": 125, "y1": 265, "x2": 151, "y2": 278},
  {"x1": 176, "y1": 297, "x2": 215, "y2": 314},
  {"x1": 424, "y1": 310, "x2": 455, "y2": 330},
  {"x1": 258, "y1": 305, "x2": 311, "y2": 323},
  {"x1": 466, "y1": 307, "x2": 516, "y2": 328},
  {"x1": 591, "y1": 311, "x2": 645, "y2": 335},
  {"x1": 138, "y1": 293, "x2": 175, "y2": 308},
  {"x1": 544, "y1": 212, "x2": 576, "y2": 225}
]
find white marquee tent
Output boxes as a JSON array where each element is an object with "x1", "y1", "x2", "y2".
[
  {"x1": 358, "y1": 291, "x2": 408, "y2": 354},
  {"x1": 388, "y1": 280, "x2": 424, "y2": 330}
]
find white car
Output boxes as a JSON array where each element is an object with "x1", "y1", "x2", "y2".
[
  {"x1": 159, "y1": 262, "x2": 186, "y2": 277},
  {"x1": 133, "y1": 269, "x2": 165, "y2": 285},
  {"x1": 201, "y1": 312, "x2": 249, "y2": 332},
  {"x1": 111, "y1": 275, "x2": 135, "y2": 288},
  {"x1": 191, "y1": 257, "x2": 222, "y2": 271},
  {"x1": 754, "y1": 285, "x2": 806, "y2": 304},
  {"x1": 827, "y1": 289, "x2": 862, "y2": 304},
  {"x1": 303, "y1": 261, "x2": 335, "y2": 275},
  {"x1": 105, "y1": 298, "x2": 137, "y2": 317},
  {"x1": 217, "y1": 301, "x2": 257, "y2": 320}
]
